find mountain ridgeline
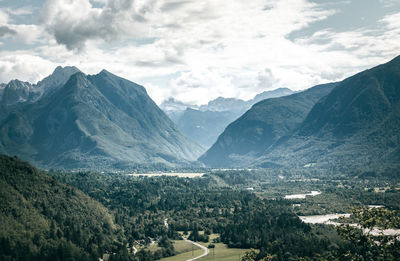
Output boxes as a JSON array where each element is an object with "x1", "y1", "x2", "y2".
[
  {"x1": 201, "y1": 55, "x2": 400, "y2": 168},
  {"x1": 256, "y1": 55, "x2": 400, "y2": 168},
  {"x1": 199, "y1": 83, "x2": 337, "y2": 167},
  {"x1": 161, "y1": 88, "x2": 294, "y2": 148},
  {"x1": 0, "y1": 68, "x2": 202, "y2": 170}
]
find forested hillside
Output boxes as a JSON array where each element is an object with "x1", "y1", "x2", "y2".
[
  {"x1": 51, "y1": 170, "x2": 341, "y2": 260},
  {"x1": 0, "y1": 155, "x2": 122, "y2": 260}
]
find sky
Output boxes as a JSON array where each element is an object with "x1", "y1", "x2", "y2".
[{"x1": 0, "y1": 0, "x2": 399, "y2": 105}]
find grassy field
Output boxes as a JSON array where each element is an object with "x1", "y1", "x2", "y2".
[
  {"x1": 197, "y1": 243, "x2": 248, "y2": 261},
  {"x1": 173, "y1": 240, "x2": 201, "y2": 254},
  {"x1": 160, "y1": 247, "x2": 203, "y2": 261},
  {"x1": 160, "y1": 234, "x2": 250, "y2": 261}
]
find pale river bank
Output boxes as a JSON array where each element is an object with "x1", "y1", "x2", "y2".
[{"x1": 284, "y1": 191, "x2": 321, "y2": 199}]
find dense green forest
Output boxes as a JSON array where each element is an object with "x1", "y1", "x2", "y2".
[
  {"x1": 51, "y1": 170, "x2": 342, "y2": 260},
  {"x1": 1, "y1": 155, "x2": 400, "y2": 260},
  {"x1": 0, "y1": 155, "x2": 123, "y2": 260}
]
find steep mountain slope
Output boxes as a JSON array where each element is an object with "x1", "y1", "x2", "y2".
[
  {"x1": 255, "y1": 55, "x2": 400, "y2": 168},
  {"x1": 0, "y1": 80, "x2": 32, "y2": 106},
  {"x1": 0, "y1": 154, "x2": 122, "y2": 260},
  {"x1": 164, "y1": 88, "x2": 294, "y2": 148},
  {"x1": 199, "y1": 83, "x2": 337, "y2": 167},
  {"x1": 0, "y1": 70, "x2": 203, "y2": 169},
  {"x1": 35, "y1": 66, "x2": 81, "y2": 99},
  {"x1": 0, "y1": 66, "x2": 80, "y2": 122}
]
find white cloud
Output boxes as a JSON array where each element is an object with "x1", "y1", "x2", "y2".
[
  {"x1": 12, "y1": 24, "x2": 45, "y2": 44},
  {"x1": 4, "y1": 6, "x2": 35, "y2": 16},
  {"x1": 0, "y1": 53, "x2": 57, "y2": 83},
  {"x1": 257, "y1": 68, "x2": 280, "y2": 91},
  {"x1": 39, "y1": 0, "x2": 155, "y2": 50},
  {"x1": 381, "y1": 12, "x2": 400, "y2": 30},
  {"x1": 0, "y1": 9, "x2": 9, "y2": 24},
  {"x1": 169, "y1": 69, "x2": 238, "y2": 105},
  {"x1": 1, "y1": 0, "x2": 400, "y2": 106},
  {"x1": 0, "y1": 7, "x2": 45, "y2": 44}
]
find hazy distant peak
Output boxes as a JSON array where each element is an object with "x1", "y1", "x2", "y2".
[
  {"x1": 160, "y1": 98, "x2": 195, "y2": 111},
  {"x1": 252, "y1": 88, "x2": 294, "y2": 104}
]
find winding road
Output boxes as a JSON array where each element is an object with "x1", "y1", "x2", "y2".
[
  {"x1": 183, "y1": 238, "x2": 209, "y2": 261},
  {"x1": 164, "y1": 218, "x2": 209, "y2": 260}
]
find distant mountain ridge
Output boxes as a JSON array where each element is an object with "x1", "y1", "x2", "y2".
[
  {"x1": 198, "y1": 88, "x2": 295, "y2": 112},
  {"x1": 161, "y1": 88, "x2": 294, "y2": 148},
  {"x1": 199, "y1": 83, "x2": 337, "y2": 167},
  {"x1": 200, "y1": 56, "x2": 400, "y2": 169},
  {"x1": 0, "y1": 68, "x2": 203, "y2": 169}
]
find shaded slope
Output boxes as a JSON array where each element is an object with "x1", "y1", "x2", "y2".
[
  {"x1": 257, "y1": 55, "x2": 400, "y2": 168},
  {"x1": 199, "y1": 83, "x2": 337, "y2": 167},
  {"x1": 0, "y1": 154, "x2": 121, "y2": 260},
  {"x1": 0, "y1": 71, "x2": 203, "y2": 169}
]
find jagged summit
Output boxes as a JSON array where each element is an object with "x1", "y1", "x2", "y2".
[
  {"x1": 35, "y1": 66, "x2": 81, "y2": 97},
  {"x1": 37, "y1": 66, "x2": 80, "y2": 86},
  {"x1": 0, "y1": 68, "x2": 203, "y2": 169},
  {"x1": 99, "y1": 69, "x2": 111, "y2": 75}
]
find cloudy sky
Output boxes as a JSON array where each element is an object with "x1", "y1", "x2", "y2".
[{"x1": 0, "y1": 0, "x2": 399, "y2": 105}]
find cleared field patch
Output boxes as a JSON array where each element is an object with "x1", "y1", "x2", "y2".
[
  {"x1": 173, "y1": 240, "x2": 201, "y2": 255},
  {"x1": 128, "y1": 173, "x2": 205, "y2": 178},
  {"x1": 197, "y1": 242, "x2": 249, "y2": 261},
  {"x1": 160, "y1": 248, "x2": 203, "y2": 261},
  {"x1": 160, "y1": 234, "x2": 250, "y2": 261}
]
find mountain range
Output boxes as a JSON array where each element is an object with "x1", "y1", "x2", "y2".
[
  {"x1": 2, "y1": 56, "x2": 399, "y2": 170},
  {"x1": 161, "y1": 88, "x2": 294, "y2": 148},
  {"x1": 199, "y1": 83, "x2": 337, "y2": 167},
  {"x1": 0, "y1": 68, "x2": 202, "y2": 169},
  {"x1": 201, "y1": 56, "x2": 400, "y2": 169}
]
